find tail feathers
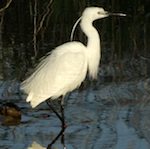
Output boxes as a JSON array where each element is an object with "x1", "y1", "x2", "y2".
[
  {"x1": 26, "y1": 93, "x2": 46, "y2": 108},
  {"x1": 26, "y1": 92, "x2": 33, "y2": 102}
]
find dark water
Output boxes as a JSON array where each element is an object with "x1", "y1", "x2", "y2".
[{"x1": 0, "y1": 80, "x2": 150, "y2": 149}]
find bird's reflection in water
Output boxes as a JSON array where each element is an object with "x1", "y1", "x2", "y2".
[
  {"x1": 28, "y1": 139, "x2": 67, "y2": 149},
  {"x1": 28, "y1": 101, "x2": 66, "y2": 149},
  {"x1": 47, "y1": 126, "x2": 66, "y2": 149},
  {"x1": 28, "y1": 142, "x2": 46, "y2": 149},
  {"x1": 46, "y1": 100, "x2": 66, "y2": 149}
]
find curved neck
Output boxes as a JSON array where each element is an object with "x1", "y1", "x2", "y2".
[
  {"x1": 80, "y1": 19, "x2": 101, "y2": 79},
  {"x1": 80, "y1": 19, "x2": 100, "y2": 49}
]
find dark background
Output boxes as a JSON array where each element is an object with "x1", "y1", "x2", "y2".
[{"x1": 0, "y1": 0, "x2": 150, "y2": 82}]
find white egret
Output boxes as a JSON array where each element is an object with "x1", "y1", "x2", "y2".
[{"x1": 21, "y1": 7, "x2": 126, "y2": 147}]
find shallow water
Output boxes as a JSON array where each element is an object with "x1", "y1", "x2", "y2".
[{"x1": 0, "y1": 80, "x2": 150, "y2": 149}]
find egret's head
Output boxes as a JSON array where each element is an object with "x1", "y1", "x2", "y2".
[
  {"x1": 71, "y1": 7, "x2": 126, "y2": 41},
  {"x1": 82, "y1": 7, "x2": 126, "y2": 22},
  {"x1": 82, "y1": 7, "x2": 109, "y2": 22}
]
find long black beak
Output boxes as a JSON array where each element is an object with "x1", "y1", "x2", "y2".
[{"x1": 108, "y1": 12, "x2": 126, "y2": 17}]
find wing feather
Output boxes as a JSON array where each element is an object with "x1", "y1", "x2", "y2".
[{"x1": 21, "y1": 42, "x2": 87, "y2": 107}]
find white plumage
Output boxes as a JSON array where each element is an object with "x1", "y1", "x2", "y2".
[
  {"x1": 21, "y1": 42, "x2": 87, "y2": 107},
  {"x1": 21, "y1": 7, "x2": 126, "y2": 108}
]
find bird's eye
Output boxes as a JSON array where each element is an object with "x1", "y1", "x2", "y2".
[{"x1": 97, "y1": 11, "x2": 101, "y2": 14}]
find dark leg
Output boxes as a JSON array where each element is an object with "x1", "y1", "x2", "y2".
[
  {"x1": 46, "y1": 97, "x2": 66, "y2": 149},
  {"x1": 46, "y1": 100, "x2": 63, "y2": 122},
  {"x1": 47, "y1": 128, "x2": 64, "y2": 149},
  {"x1": 60, "y1": 97, "x2": 66, "y2": 148}
]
